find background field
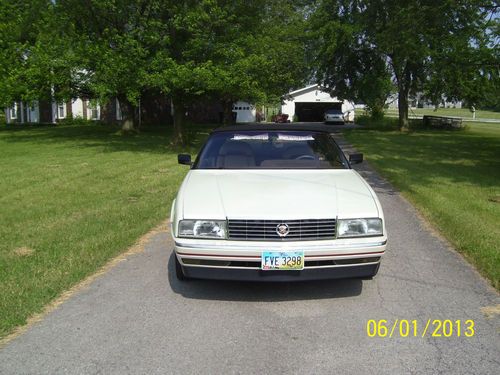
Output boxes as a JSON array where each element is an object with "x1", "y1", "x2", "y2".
[
  {"x1": 344, "y1": 121, "x2": 500, "y2": 289},
  {"x1": 384, "y1": 107, "x2": 500, "y2": 120},
  {"x1": 0, "y1": 124, "x2": 211, "y2": 338}
]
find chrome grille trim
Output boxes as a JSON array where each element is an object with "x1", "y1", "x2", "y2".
[{"x1": 227, "y1": 219, "x2": 336, "y2": 241}]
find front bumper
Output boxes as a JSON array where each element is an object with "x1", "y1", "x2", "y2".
[
  {"x1": 181, "y1": 263, "x2": 379, "y2": 281},
  {"x1": 324, "y1": 116, "x2": 344, "y2": 124},
  {"x1": 174, "y1": 237, "x2": 386, "y2": 281}
]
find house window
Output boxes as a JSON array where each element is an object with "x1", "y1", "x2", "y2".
[
  {"x1": 10, "y1": 104, "x2": 17, "y2": 119},
  {"x1": 116, "y1": 99, "x2": 123, "y2": 120},
  {"x1": 88, "y1": 102, "x2": 100, "y2": 120},
  {"x1": 58, "y1": 103, "x2": 66, "y2": 119}
]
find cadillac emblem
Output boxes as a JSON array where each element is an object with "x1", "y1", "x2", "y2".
[{"x1": 276, "y1": 223, "x2": 290, "y2": 237}]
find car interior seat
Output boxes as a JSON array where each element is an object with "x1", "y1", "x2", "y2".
[{"x1": 216, "y1": 141, "x2": 256, "y2": 168}]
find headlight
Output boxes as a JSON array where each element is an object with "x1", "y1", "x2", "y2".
[
  {"x1": 178, "y1": 220, "x2": 227, "y2": 239},
  {"x1": 337, "y1": 218, "x2": 383, "y2": 238}
]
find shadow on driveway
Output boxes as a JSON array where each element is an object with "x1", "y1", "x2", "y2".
[{"x1": 166, "y1": 253, "x2": 363, "y2": 302}]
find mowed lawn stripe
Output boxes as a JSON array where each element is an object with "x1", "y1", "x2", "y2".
[
  {"x1": 0, "y1": 124, "x2": 209, "y2": 338},
  {"x1": 344, "y1": 121, "x2": 500, "y2": 289}
]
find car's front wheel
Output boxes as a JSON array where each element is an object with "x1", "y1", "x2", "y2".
[{"x1": 175, "y1": 254, "x2": 188, "y2": 281}]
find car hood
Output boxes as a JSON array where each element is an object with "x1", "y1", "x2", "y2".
[{"x1": 179, "y1": 169, "x2": 379, "y2": 220}]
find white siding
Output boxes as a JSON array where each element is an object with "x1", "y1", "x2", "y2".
[
  {"x1": 72, "y1": 99, "x2": 102, "y2": 120},
  {"x1": 5, "y1": 103, "x2": 17, "y2": 123},
  {"x1": 27, "y1": 101, "x2": 39, "y2": 123},
  {"x1": 87, "y1": 101, "x2": 100, "y2": 120},
  {"x1": 341, "y1": 102, "x2": 356, "y2": 122},
  {"x1": 233, "y1": 101, "x2": 256, "y2": 123},
  {"x1": 5, "y1": 102, "x2": 40, "y2": 123},
  {"x1": 281, "y1": 85, "x2": 356, "y2": 122},
  {"x1": 72, "y1": 98, "x2": 85, "y2": 118},
  {"x1": 116, "y1": 98, "x2": 123, "y2": 120}
]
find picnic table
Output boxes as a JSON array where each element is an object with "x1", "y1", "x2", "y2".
[{"x1": 423, "y1": 115, "x2": 464, "y2": 129}]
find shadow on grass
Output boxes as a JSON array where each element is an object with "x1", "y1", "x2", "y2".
[
  {"x1": 167, "y1": 253, "x2": 364, "y2": 302},
  {"x1": 0, "y1": 123, "x2": 215, "y2": 155}
]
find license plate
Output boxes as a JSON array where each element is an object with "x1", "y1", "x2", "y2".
[{"x1": 261, "y1": 251, "x2": 305, "y2": 270}]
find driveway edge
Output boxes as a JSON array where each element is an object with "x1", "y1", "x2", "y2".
[
  {"x1": 0, "y1": 221, "x2": 169, "y2": 349},
  {"x1": 334, "y1": 132, "x2": 499, "y2": 296}
]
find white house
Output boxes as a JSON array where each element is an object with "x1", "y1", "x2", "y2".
[
  {"x1": 281, "y1": 84, "x2": 355, "y2": 122},
  {"x1": 232, "y1": 101, "x2": 256, "y2": 123},
  {"x1": 70, "y1": 98, "x2": 102, "y2": 120},
  {"x1": 5, "y1": 98, "x2": 105, "y2": 124},
  {"x1": 5, "y1": 102, "x2": 40, "y2": 123},
  {"x1": 385, "y1": 93, "x2": 463, "y2": 109}
]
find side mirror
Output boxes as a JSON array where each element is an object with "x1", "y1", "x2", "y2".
[
  {"x1": 349, "y1": 153, "x2": 363, "y2": 164},
  {"x1": 178, "y1": 154, "x2": 192, "y2": 165}
]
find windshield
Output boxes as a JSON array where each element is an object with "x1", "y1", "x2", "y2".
[{"x1": 195, "y1": 131, "x2": 348, "y2": 169}]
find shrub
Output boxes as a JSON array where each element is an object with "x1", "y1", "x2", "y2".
[
  {"x1": 356, "y1": 115, "x2": 399, "y2": 130},
  {"x1": 58, "y1": 117, "x2": 100, "y2": 126}
]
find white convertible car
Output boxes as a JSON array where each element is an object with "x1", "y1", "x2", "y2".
[{"x1": 171, "y1": 124, "x2": 387, "y2": 281}]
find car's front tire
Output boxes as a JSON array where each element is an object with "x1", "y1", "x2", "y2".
[{"x1": 175, "y1": 254, "x2": 189, "y2": 281}]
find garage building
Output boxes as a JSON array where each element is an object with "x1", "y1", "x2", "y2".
[{"x1": 281, "y1": 84, "x2": 355, "y2": 122}]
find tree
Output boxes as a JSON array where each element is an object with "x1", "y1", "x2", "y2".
[
  {"x1": 0, "y1": 1, "x2": 60, "y2": 107},
  {"x1": 147, "y1": 0, "x2": 256, "y2": 142},
  {"x1": 58, "y1": 0, "x2": 308, "y2": 142},
  {"x1": 204, "y1": 0, "x2": 311, "y2": 124},
  {"x1": 54, "y1": 0, "x2": 174, "y2": 131},
  {"x1": 310, "y1": 2, "x2": 392, "y2": 119},
  {"x1": 149, "y1": 0, "x2": 310, "y2": 142},
  {"x1": 311, "y1": 0, "x2": 499, "y2": 129}
]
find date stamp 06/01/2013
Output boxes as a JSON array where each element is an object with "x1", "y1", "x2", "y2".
[{"x1": 366, "y1": 319, "x2": 475, "y2": 338}]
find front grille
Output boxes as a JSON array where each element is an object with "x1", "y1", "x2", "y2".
[{"x1": 227, "y1": 219, "x2": 336, "y2": 241}]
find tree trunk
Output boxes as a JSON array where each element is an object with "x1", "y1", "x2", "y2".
[
  {"x1": 396, "y1": 63, "x2": 413, "y2": 131},
  {"x1": 397, "y1": 85, "x2": 409, "y2": 130},
  {"x1": 172, "y1": 97, "x2": 186, "y2": 145},
  {"x1": 392, "y1": 58, "x2": 411, "y2": 131},
  {"x1": 66, "y1": 100, "x2": 73, "y2": 119},
  {"x1": 118, "y1": 96, "x2": 136, "y2": 132},
  {"x1": 222, "y1": 99, "x2": 235, "y2": 125}
]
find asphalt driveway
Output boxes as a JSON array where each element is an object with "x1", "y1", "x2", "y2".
[{"x1": 0, "y1": 133, "x2": 498, "y2": 374}]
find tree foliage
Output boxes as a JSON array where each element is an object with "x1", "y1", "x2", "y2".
[
  {"x1": 311, "y1": 0, "x2": 499, "y2": 128},
  {"x1": 1, "y1": 0, "x2": 310, "y2": 143}
]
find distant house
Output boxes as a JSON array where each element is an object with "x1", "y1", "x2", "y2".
[
  {"x1": 281, "y1": 84, "x2": 355, "y2": 122},
  {"x1": 233, "y1": 101, "x2": 256, "y2": 123},
  {"x1": 5, "y1": 101, "x2": 46, "y2": 123},
  {"x1": 5, "y1": 96, "x2": 258, "y2": 125},
  {"x1": 385, "y1": 93, "x2": 463, "y2": 109},
  {"x1": 5, "y1": 98, "x2": 104, "y2": 124}
]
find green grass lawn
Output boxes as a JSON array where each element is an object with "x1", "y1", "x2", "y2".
[
  {"x1": 344, "y1": 121, "x2": 500, "y2": 289},
  {"x1": 0, "y1": 123, "x2": 211, "y2": 338},
  {"x1": 384, "y1": 107, "x2": 500, "y2": 120}
]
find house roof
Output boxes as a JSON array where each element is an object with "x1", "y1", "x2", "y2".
[{"x1": 286, "y1": 84, "x2": 323, "y2": 97}]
